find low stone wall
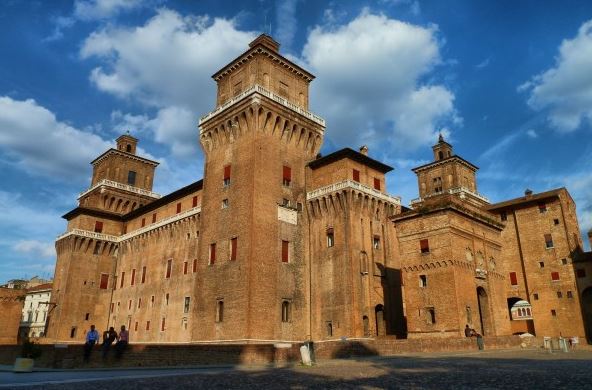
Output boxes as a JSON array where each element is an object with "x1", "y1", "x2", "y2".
[{"x1": 0, "y1": 335, "x2": 534, "y2": 369}]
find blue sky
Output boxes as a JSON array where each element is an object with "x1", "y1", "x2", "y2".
[{"x1": 1, "y1": 0, "x2": 592, "y2": 283}]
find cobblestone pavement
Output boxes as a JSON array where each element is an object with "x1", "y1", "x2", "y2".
[{"x1": 3, "y1": 349, "x2": 592, "y2": 389}]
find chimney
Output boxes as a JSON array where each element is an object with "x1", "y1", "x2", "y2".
[
  {"x1": 524, "y1": 189, "x2": 533, "y2": 197},
  {"x1": 359, "y1": 145, "x2": 368, "y2": 156}
]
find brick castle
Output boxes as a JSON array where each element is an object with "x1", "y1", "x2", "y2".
[{"x1": 47, "y1": 35, "x2": 592, "y2": 344}]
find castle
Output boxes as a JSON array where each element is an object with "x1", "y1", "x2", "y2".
[{"x1": 48, "y1": 35, "x2": 591, "y2": 344}]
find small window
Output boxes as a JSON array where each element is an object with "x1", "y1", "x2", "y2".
[
  {"x1": 282, "y1": 198, "x2": 290, "y2": 207},
  {"x1": 141, "y1": 218, "x2": 146, "y2": 227},
  {"x1": 551, "y1": 309, "x2": 557, "y2": 317},
  {"x1": 141, "y1": 266, "x2": 146, "y2": 283},
  {"x1": 576, "y1": 269, "x2": 586, "y2": 278},
  {"x1": 557, "y1": 291, "x2": 563, "y2": 298},
  {"x1": 533, "y1": 293, "x2": 539, "y2": 300},
  {"x1": 120, "y1": 272, "x2": 125, "y2": 288},
  {"x1": 544, "y1": 234, "x2": 554, "y2": 248},
  {"x1": 128, "y1": 299, "x2": 132, "y2": 310},
  {"x1": 538, "y1": 203, "x2": 547, "y2": 213},
  {"x1": 281, "y1": 300, "x2": 291, "y2": 323},
  {"x1": 209, "y1": 243, "x2": 216, "y2": 265},
  {"x1": 373, "y1": 236, "x2": 380, "y2": 249},
  {"x1": 134, "y1": 322, "x2": 138, "y2": 332},
  {"x1": 151, "y1": 295, "x2": 155, "y2": 307},
  {"x1": 352, "y1": 169, "x2": 360, "y2": 182},
  {"x1": 216, "y1": 300, "x2": 224, "y2": 322},
  {"x1": 193, "y1": 259, "x2": 197, "y2": 273},
  {"x1": 420, "y1": 239, "x2": 430, "y2": 254},
  {"x1": 131, "y1": 268, "x2": 136, "y2": 285},
  {"x1": 94, "y1": 221, "x2": 103, "y2": 233},
  {"x1": 222, "y1": 199, "x2": 229, "y2": 209},
  {"x1": 509, "y1": 272, "x2": 518, "y2": 286},
  {"x1": 126, "y1": 144, "x2": 132, "y2": 152},
  {"x1": 326, "y1": 322, "x2": 333, "y2": 336},
  {"x1": 99, "y1": 273, "x2": 109, "y2": 289},
  {"x1": 551, "y1": 271, "x2": 560, "y2": 281},
  {"x1": 138, "y1": 298, "x2": 142, "y2": 308},
  {"x1": 230, "y1": 237, "x2": 238, "y2": 261},
  {"x1": 281, "y1": 240, "x2": 289, "y2": 263},
  {"x1": 184, "y1": 297, "x2": 190, "y2": 313},
  {"x1": 165, "y1": 259, "x2": 172, "y2": 279},
  {"x1": 297, "y1": 202, "x2": 303, "y2": 212},
  {"x1": 192, "y1": 196, "x2": 198, "y2": 207},
  {"x1": 567, "y1": 291, "x2": 573, "y2": 298},
  {"x1": 283, "y1": 165, "x2": 292, "y2": 186},
  {"x1": 373, "y1": 178, "x2": 381, "y2": 191},
  {"x1": 419, "y1": 275, "x2": 427, "y2": 287},
  {"x1": 500, "y1": 212, "x2": 507, "y2": 222},
  {"x1": 161, "y1": 317, "x2": 166, "y2": 331},
  {"x1": 176, "y1": 203, "x2": 181, "y2": 214},
  {"x1": 538, "y1": 261, "x2": 544, "y2": 268},
  {"x1": 127, "y1": 171, "x2": 136, "y2": 186},
  {"x1": 70, "y1": 327, "x2": 77, "y2": 338},
  {"x1": 152, "y1": 213, "x2": 157, "y2": 223},
  {"x1": 553, "y1": 218, "x2": 560, "y2": 225},
  {"x1": 183, "y1": 261, "x2": 188, "y2": 275},
  {"x1": 327, "y1": 229, "x2": 334, "y2": 248},
  {"x1": 165, "y1": 293, "x2": 169, "y2": 305},
  {"x1": 146, "y1": 321, "x2": 150, "y2": 331},
  {"x1": 223, "y1": 165, "x2": 231, "y2": 187},
  {"x1": 85, "y1": 313, "x2": 90, "y2": 321},
  {"x1": 427, "y1": 308, "x2": 436, "y2": 324},
  {"x1": 561, "y1": 258, "x2": 568, "y2": 265}
]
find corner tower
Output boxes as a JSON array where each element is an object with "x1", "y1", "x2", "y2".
[{"x1": 195, "y1": 35, "x2": 325, "y2": 341}]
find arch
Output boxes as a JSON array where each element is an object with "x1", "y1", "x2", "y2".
[
  {"x1": 476, "y1": 287, "x2": 492, "y2": 336},
  {"x1": 126, "y1": 144, "x2": 132, "y2": 152},
  {"x1": 375, "y1": 304, "x2": 385, "y2": 336}
]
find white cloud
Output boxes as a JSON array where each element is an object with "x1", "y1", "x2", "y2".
[
  {"x1": 275, "y1": 0, "x2": 298, "y2": 50},
  {"x1": 526, "y1": 129, "x2": 538, "y2": 138},
  {"x1": 476, "y1": 57, "x2": 490, "y2": 69},
  {"x1": 13, "y1": 240, "x2": 55, "y2": 259},
  {"x1": 520, "y1": 19, "x2": 592, "y2": 132},
  {"x1": 0, "y1": 97, "x2": 111, "y2": 179},
  {"x1": 302, "y1": 11, "x2": 458, "y2": 151},
  {"x1": 74, "y1": 0, "x2": 144, "y2": 21}
]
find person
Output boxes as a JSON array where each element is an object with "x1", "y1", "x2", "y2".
[
  {"x1": 115, "y1": 325, "x2": 129, "y2": 359},
  {"x1": 475, "y1": 332, "x2": 484, "y2": 350},
  {"x1": 571, "y1": 336, "x2": 579, "y2": 351},
  {"x1": 102, "y1": 327, "x2": 118, "y2": 359},
  {"x1": 464, "y1": 325, "x2": 472, "y2": 337},
  {"x1": 83, "y1": 325, "x2": 99, "y2": 362}
]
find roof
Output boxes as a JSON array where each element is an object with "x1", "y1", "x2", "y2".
[
  {"x1": 90, "y1": 148, "x2": 159, "y2": 167},
  {"x1": 27, "y1": 283, "x2": 53, "y2": 293},
  {"x1": 412, "y1": 155, "x2": 478, "y2": 173},
  {"x1": 308, "y1": 148, "x2": 393, "y2": 173},
  {"x1": 486, "y1": 188, "x2": 565, "y2": 211},
  {"x1": 62, "y1": 206, "x2": 123, "y2": 221}
]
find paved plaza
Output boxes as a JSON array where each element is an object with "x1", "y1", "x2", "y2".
[{"x1": 1, "y1": 349, "x2": 591, "y2": 389}]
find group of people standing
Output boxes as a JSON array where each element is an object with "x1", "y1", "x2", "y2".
[
  {"x1": 83, "y1": 325, "x2": 129, "y2": 362},
  {"x1": 465, "y1": 324, "x2": 484, "y2": 350}
]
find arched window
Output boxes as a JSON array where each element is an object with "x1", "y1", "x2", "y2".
[
  {"x1": 281, "y1": 300, "x2": 291, "y2": 323},
  {"x1": 126, "y1": 144, "x2": 131, "y2": 152},
  {"x1": 427, "y1": 308, "x2": 436, "y2": 324},
  {"x1": 438, "y1": 151, "x2": 444, "y2": 160},
  {"x1": 326, "y1": 322, "x2": 333, "y2": 337}
]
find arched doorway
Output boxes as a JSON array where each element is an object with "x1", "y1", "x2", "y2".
[
  {"x1": 375, "y1": 304, "x2": 385, "y2": 336},
  {"x1": 507, "y1": 297, "x2": 536, "y2": 335},
  {"x1": 476, "y1": 287, "x2": 492, "y2": 336},
  {"x1": 582, "y1": 288, "x2": 592, "y2": 343}
]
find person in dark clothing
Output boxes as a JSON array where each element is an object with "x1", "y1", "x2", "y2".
[
  {"x1": 115, "y1": 325, "x2": 129, "y2": 359},
  {"x1": 83, "y1": 325, "x2": 99, "y2": 362},
  {"x1": 464, "y1": 325, "x2": 472, "y2": 337},
  {"x1": 102, "y1": 327, "x2": 118, "y2": 359}
]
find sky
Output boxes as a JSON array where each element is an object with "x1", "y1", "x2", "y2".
[{"x1": 1, "y1": 0, "x2": 592, "y2": 283}]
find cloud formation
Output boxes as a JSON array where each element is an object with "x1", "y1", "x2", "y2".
[
  {"x1": 520, "y1": 19, "x2": 592, "y2": 132},
  {"x1": 301, "y1": 11, "x2": 459, "y2": 151},
  {"x1": 13, "y1": 240, "x2": 55, "y2": 259},
  {"x1": 74, "y1": 0, "x2": 145, "y2": 21}
]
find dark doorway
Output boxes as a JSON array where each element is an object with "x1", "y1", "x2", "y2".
[
  {"x1": 363, "y1": 315, "x2": 369, "y2": 336},
  {"x1": 582, "y1": 288, "x2": 592, "y2": 343},
  {"x1": 476, "y1": 287, "x2": 492, "y2": 336},
  {"x1": 375, "y1": 304, "x2": 385, "y2": 336}
]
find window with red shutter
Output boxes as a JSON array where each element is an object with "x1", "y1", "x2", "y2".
[
  {"x1": 420, "y1": 239, "x2": 430, "y2": 254},
  {"x1": 373, "y1": 178, "x2": 381, "y2": 191},
  {"x1": 141, "y1": 218, "x2": 145, "y2": 227},
  {"x1": 192, "y1": 196, "x2": 198, "y2": 207},
  {"x1": 99, "y1": 274, "x2": 109, "y2": 289},
  {"x1": 152, "y1": 213, "x2": 156, "y2": 223},
  {"x1": 94, "y1": 221, "x2": 103, "y2": 233},
  {"x1": 223, "y1": 165, "x2": 231, "y2": 186},
  {"x1": 538, "y1": 202, "x2": 547, "y2": 213},
  {"x1": 131, "y1": 269, "x2": 136, "y2": 286},
  {"x1": 231, "y1": 237, "x2": 238, "y2": 261},
  {"x1": 281, "y1": 240, "x2": 289, "y2": 263},
  {"x1": 545, "y1": 234, "x2": 554, "y2": 248},
  {"x1": 509, "y1": 272, "x2": 518, "y2": 285},
  {"x1": 176, "y1": 203, "x2": 181, "y2": 213},
  {"x1": 353, "y1": 169, "x2": 360, "y2": 182},
  {"x1": 183, "y1": 261, "x2": 188, "y2": 275},
  {"x1": 209, "y1": 243, "x2": 216, "y2": 265},
  {"x1": 551, "y1": 272, "x2": 560, "y2": 281},
  {"x1": 141, "y1": 266, "x2": 146, "y2": 283},
  {"x1": 165, "y1": 259, "x2": 172, "y2": 278},
  {"x1": 283, "y1": 166, "x2": 292, "y2": 186}
]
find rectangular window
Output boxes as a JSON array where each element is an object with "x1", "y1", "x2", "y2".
[
  {"x1": 567, "y1": 291, "x2": 573, "y2": 298},
  {"x1": 138, "y1": 298, "x2": 142, "y2": 309},
  {"x1": 500, "y1": 211, "x2": 507, "y2": 222},
  {"x1": 152, "y1": 213, "x2": 156, "y2": 223},
  {"x1": 94, "y1": 221, "x2": 103, "y2": 233},
  {"x1": 176, "y1": 203, "x2": 181, "y2": 214},
  {"x1": 131, "y1": 269, "x2": 136, "y2": 286},
  {"x1": 161, "y1": 317, "x2": 166, "y2": 331},
  {"x1": 554, "y1": 218, "x2": 560, "y2": 225},
  {"x1": 141, "y1": 218, "x2": 145, "y2": 228},
  {"x1": 533, "y1": 293, "x2": 539, "y2": 300},
  {"x1": 283, "y1": 165, "x2": 292, "y2": 186},
  {"x1": 99, "y1": 273, "x2": 109, "y2": 289},
  {"x1": 120, "y1": 272, "x2": 125, "y2": 288},
  {"x1": 509, "y1": 272, "x2": 518, "y2": 286},
  {"x1": 551, "y1": 309, "x2": 557, "y2": 317},
  {"x1": 209, "y1": 243, "x2": 216, "y2": 265},
  {"x1": 420, "y1": 239, "x2": 430, "y2": 254},
  {"x1": 373, "y1": 235, "x2": 380, "y2": 250},
  {"x1": 134, "y1": 322, "x2": 138, "y2": 332},
  {"x1": 557, "y1": 291, "x2": 563, "y2": 298},
  {"x1": 216, "y1": 300, "x2": 224, "y2": 322},
  {"x1": 230, "y1": 237, "x2": 238, "y2": 261},
  {"x1": 373, "y1": 178, "x2": 381, "y2": 191},
  {"x1": 223, "y1": 165, "x2": 231, "y2": 186},
  {"x1": 192, "y1": 196, "x2": 198, "y2": 207},
  {"x1": 327, "y1": 229, "x2": 334, "y2": 248},
  {"x1": 551, "y1": 271, "x2": 560, "y2": 281},
  {"x1": 127, "y1": 170, "x2": 136, "y2": 186},
  {"x1": 146, "y1": 321, "x2": 150, "y2": 331},
  {"x1": 193, "y1": 259, "x2": 197, "y2": 273},
  {"x1": 352, "y1": 169, "x2": 360, "y2": 182},
  {"x1": 184, "y1": 297, "x2": 190, "y2": 313},
  {"x1": 281, "y1": 300, "x2": 291, "y2": 323},
  {"x1": 419, "y1": 275, "x2": 427, "y2": 287},
  {"x1": 151, "y1": 295, "x2": 154, "y2": 307},
  {"x1": 165, "y1": 293, "x2": 169, "y2": 305},
  {"x1": 538, "y1": 202, "x2": 547, "y2": 213},
  {"x1": 141, "y1": 266, "x2": 146, "y2": 283},
  {"x1": 281, "y1": 240, "x2": 289, "y2": 263},
  {"x1": 577, "y1": 268, "x2": 586, "y2": 278},
  {"x1": 561, "y1": 258, "x2": 568, "y2": 265},
  {"x1": 545, "y1": 234, "x2": 554, "y2": 248},
  {"x1": 222, "y1": 199, "x2": 229, "y2": 209},
  {"x1": 165, "y1": 259, "x2": 172, "y2": 278},
  {"x1": 538, "y1": 261, "x2": 544, "y2": 268},
  {"x1": 128, "y1": 299, "x2": 132, "y2": 310},
  {"x1": 183, "y1": 261, "x2": 188, "y2": 275}
]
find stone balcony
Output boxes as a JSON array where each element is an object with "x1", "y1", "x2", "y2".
[
  {"x1": 307, "y1": 179, "x2": 401, "y2": 205},
  {"x1": 78, "y1": 179, "x2": 161, "y2": 200},
  {"x1": 410, "y1": 187, "x2": 489, "y2": 207}
]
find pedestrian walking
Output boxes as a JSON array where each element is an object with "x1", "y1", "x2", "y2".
[
  {"x1": 83, "y1": 325, "x2": 99, "y2": 362},
  {"x1": 102, "y1": 327, "x2": 118, "y2": 359},
  {"x1": 115, "y1": 325, "x2": 129, "y2": 359}
]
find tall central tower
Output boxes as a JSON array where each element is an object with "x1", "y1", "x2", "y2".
[{"x1": 195, "y1": 35, "x2": 325, "y2": 341}]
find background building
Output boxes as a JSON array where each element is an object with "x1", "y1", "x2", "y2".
[{"x1": 19, "y1": 283, "x2": 53, "y2": 339}]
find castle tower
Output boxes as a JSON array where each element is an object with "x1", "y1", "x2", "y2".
[
  {"x1": 48, "y1": 134, "x2": 160, "y2": 341},
  {"x1": 195, "y1": 34, "x2": 325, "y2": 340}
]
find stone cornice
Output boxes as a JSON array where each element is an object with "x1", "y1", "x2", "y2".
[
  {"x1": 91, "y1": 149, "x2": 160, "y2": 167},
  {"x1": 306, "y1": 179, "x2": 401, "y2": 205},
  {"x1": 56, "y1": 207, "x2": 201, "y2": 243},
  {"x1": 199, "y1": 84, "x2": 325, "y2": 128},
  {"x1": 410, "y1": 187, "x2": 489, "y2": 206},
  {"x1": 78, "y1": 179, "x2": 161, "y2": 200},
  {"x1": 411, "y1": 155, "x2": 478, "y2": 173}
]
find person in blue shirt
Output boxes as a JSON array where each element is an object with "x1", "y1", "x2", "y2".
[{"x1": 83, "y1": 324, "x2": 99, "y2": 362}]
